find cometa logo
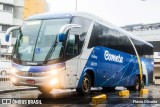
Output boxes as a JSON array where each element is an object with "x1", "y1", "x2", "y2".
[{"x1": 104, "y1": 50, "x2": 123, "y2": 63}]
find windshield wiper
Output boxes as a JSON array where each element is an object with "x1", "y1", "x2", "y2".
[
  {"x1": 44, "y1": 36, "x2": 58, "y2": 64},
  {"x1": 13, "y1": 30, "x2": 23, "y2": 59}
]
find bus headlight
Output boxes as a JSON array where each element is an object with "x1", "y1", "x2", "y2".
[
  {"x1": 47, "y1": 69, "x2": 58, "y2": 75},
  {"x1": 46, "y1": 67, "x2": 65, "y2": 76},
  {"x1": 10, "y1": 67, "x2": 19, "y2": 74},
  {"x1": 49, "y1": 78, "x2": 58, "y2": 85}
]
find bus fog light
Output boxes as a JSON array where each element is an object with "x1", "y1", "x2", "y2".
[
  {"x1": 50, "y1": 78, "x2": 58, "y2": 85},
  {"x1": 11, "y1": 77, "x2": 16, "y2": 83}
]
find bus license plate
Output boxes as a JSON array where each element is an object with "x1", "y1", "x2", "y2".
[{"x1": 26, "y1": 80, "x2": 35, "y2": 84}]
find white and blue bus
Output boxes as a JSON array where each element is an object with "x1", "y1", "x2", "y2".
[{"x1": 5, "y1": 12, "x2": 154, "y2": 95}]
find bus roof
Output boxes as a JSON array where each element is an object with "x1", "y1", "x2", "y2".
[
  {"x1": 26, "y1": 12, "x2": 100, "y2": 21},
  {"x1": 26, "y1": 12, "x2": 73, "y2": 20},
  {"x1": 26, "y1": 12, "x2": 153, "y2": 48}
]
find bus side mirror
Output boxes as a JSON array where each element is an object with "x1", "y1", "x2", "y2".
[
  {"x1": 58, "y1": 24, "x2": 81, "y2": 42},
  {"x1": 58, "y1": 33, "x2": 65, "y2": 42},
  {"x1": 5, "y1": 26, "x2": 21, "y2": 42},
  {"x1": 5, "y1": 34, "x2": 10, "y2": 42}
]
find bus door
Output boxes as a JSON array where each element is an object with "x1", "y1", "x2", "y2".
[{"x1": 64, "y1": 34, "x2": 80, "y2": 88}]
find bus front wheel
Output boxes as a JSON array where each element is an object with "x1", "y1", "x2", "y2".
[{"x1": 76, "y1": 73, "x2": 91, "y2": 96}]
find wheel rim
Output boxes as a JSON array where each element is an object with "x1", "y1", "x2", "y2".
[{"x1": 82, "y1": 77, "x2": 90, "y2": 92}]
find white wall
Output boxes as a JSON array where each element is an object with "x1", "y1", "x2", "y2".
[
  {"x1": 12, "y1": 18, "x2": 23, "y2": 25},
  {"x1": 13, "y1": 0, "x2": 24, "y2": 6},
  {"x1": 13, "y1": 6, "x2": 23, "y2": 20},
  {"x1": 154, "y1": 52, "x2": 160, "y2": 59},
  {"x1": 138, "y1": 34, "x2": 160, "y2": 42},
  {"x1": 0, "y1": 4, "x2": 3, "y2": 10},
  {"x1": 131, "y1": 30, "x2": 160, "y2": 41},
  {"x1": 0, "y1": 0, "x2": 14, "y2": 4},
  {"x1": 0, "y1": 11, "x2": 13, "y2": 25}
]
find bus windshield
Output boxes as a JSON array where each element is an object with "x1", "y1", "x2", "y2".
[{"x1": 15, "y1": 18, "x2": 70, "y2": 62}]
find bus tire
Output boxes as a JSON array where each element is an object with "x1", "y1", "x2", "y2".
[
  {"x1": 76, "y1": 73, "x2": 91, "y2": 96},
  {"x1": 38, "y1": 86, "x2": 53, "y2": 94},
  {"x1": 128, "y1": 76, "x2": 143, "y2": 91}
]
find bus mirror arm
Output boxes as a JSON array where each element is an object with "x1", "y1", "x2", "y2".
[
  {"x1": 5, "y1": 26, "x2": 21, "y2": 42},
  {"x1": 58, "y1": 24, "x2": 81, "y2": 42}
]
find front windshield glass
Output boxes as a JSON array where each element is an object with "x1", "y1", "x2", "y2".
[{"x1": 17, "y1": 19, "x2": 70, "y2": 61}]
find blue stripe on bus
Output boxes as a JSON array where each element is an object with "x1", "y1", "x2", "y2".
[{"x1": 100, "y1": 56, "x2": 137, "y2": 86}]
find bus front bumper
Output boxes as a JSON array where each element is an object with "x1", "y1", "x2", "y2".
[{"x1": 10, "y1": 73, "x2": 60, "y2": 88}]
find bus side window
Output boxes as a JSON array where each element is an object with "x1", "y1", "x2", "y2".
[
  {"x1": 66, "y1": 34, "x2": 79, "y2": 55},
  {"x1": 88, "y1": 22, "x2": 118, "y2": 50},
  {"x1": 118, "y1": 33, "x2": 135, "y2": 55}
]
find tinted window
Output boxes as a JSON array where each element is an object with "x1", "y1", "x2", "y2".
[
  {"x1": 88, "y1": 22, "x2": 119, "y2": 50},
  {"x1": 71, "y1": 16, "x2": 91, "y2": 52},
  {"x1": 2, "y1": 25, "x2": 11, "y2": 31},
  {"x1": 87, "y1": 23, "x2": 102, "y2": 48},
  {"x1": 118, "y1": 33, "x2": 135, "y2": 55},
  {"x1": 148, "y1": 41, "x2": 160, "y2": 52},
  {"x1": 88, "y1": 22, "x2": 153, "y2": 58},
  {"x1": 3, "y1": 4, "x2": 13, "y2": 12},
  {"x1": 66, "y1": 35, "x2": 79, "y2": 55},
  {"x1": 131, "y1": 39, "x2": 153, "y2": 58}
]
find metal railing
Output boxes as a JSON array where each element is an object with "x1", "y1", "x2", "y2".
[
  {"x1": 122, "y1": 23, "x2": 160, "y2": 32},
  {"x1": 0, "y1": 60, "x2": 13, "y2": 89}
]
